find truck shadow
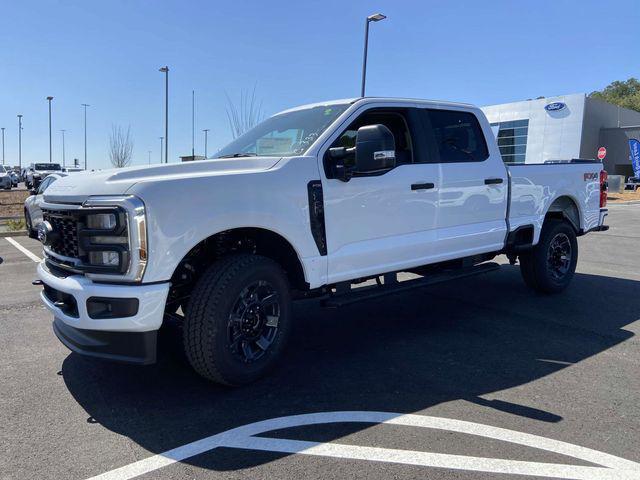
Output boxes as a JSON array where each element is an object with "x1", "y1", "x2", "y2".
[{"x1": 61, "y1": 265, "x2": 638, "y2": 472}]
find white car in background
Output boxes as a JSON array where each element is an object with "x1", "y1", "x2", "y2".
[{"x1": 24, "y1": 173, "x2": 68, "y2": 238}]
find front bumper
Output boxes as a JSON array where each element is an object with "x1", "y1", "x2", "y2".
[
  {"x1": 53, "y1": 318, "x2": 157, "y2": 364},
  {"x1": 38, "y1": 262, "x2": 170, "y2": 364}
]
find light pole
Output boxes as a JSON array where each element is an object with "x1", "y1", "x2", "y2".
[
  {"x1": 159, "y1": 66, "x2": 169, "y2": 163},
  {"x1": 60, "y1": 130, "x2": 67, "y2": 167},
  {"x1": 148, "y1": 150, "x2": 152, "y2": 165},
  {"x1": 82, "y1": 104, "x2": 90, "y2": 170},
  {"x1": 17, "y1": 115, "x2": 23, "y2": 170},
  {"x1": 361, "y1": 13, "x2": 386, "y2": 98},
  {"x1": 202, "y1": 129, "x2": 210, "y2": 159},
  {"x1": 159, "y1": 137, "x2": 164, "y2": 164},
  {"x1": 46, "y1": 96, "x2": 54, "y2": 163},
  {"x1": 191, "y1": 89, "x2": 195, "y2": 158},
  {"x1": 1, "y1": 127, "x2": 5, "y2": 165}
]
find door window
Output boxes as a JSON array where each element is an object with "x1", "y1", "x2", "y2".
[
  {"x1": 423, "y1": 109, "x2": 489, "y2": 163},
  {"x1": 325, "y1": 109, "x2": 415, "y2": 177}
]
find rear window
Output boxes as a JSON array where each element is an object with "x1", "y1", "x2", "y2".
[
  {"x1": 425, "y1": 110, "x2": 489, "y2": 163},
  {"x1": 35, "y1": 163, "x2": 61, "y2": 170}
]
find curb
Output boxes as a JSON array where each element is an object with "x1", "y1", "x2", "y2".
[
  {"x1": 2, "y1": 230, "x2": 28, "y2": 237},
  {"x1": 608, "y1": 200, "x2": 640, "y2": 206}
]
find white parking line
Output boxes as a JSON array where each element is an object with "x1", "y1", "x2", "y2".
[
  {"x1": 4, "y1": 237, "x2": 42, "y2": 262},
  {"x1": 86, "y1": 411, "x2": 640, "y2": 480}
]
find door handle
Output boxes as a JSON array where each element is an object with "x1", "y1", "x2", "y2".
[
  {"x1": 411, "y1": 182, "x2": 435, "y2": 191},
  {"x1": 484, "y1": 178, "x2": 504, "y2": 185}
]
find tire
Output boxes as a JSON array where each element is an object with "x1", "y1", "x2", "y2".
[
  {"x1": 25, "y1": 209, "x2": 37, "y2": 239},
  {"x1": 183, "y1": 254, "x2": 292, "y2": 386},
  {"x1": 519, "y1": 219, "x2": 578, "y2": 294}
]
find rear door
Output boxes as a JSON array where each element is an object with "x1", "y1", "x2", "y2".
[
  {"x1": 320, "y1": 104, "x2": 440, "y2": 284},
  {"x1": 418, "y1": 107, "x2": 508, "y2": 261}
]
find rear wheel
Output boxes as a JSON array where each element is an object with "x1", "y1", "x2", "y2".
[
  {"x1": 183, "y1": 254, "x2": 292, "y2": 385},
  {"x1": 519, "y1": 219, "x2": 578, "y2": 294}
]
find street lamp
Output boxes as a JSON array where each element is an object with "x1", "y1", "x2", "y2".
[
  {"x1": 148, "y1": 150, "x2": 152, "y2": 165},
  {"x1": 17, "y1": 115, "x2": 23, "y2": 170},
  {"x1": 361, "y1": 13, "x2": 386, "y2": 97},
  {"x1": 60, "y1": 130, "x2": 66, "y2": 167},
  {"x1": 159, "y1": 137, "x2": 164, "y2": 164},
  {"x1": 191, "y1": 89, "x2": 195, "y2": 158},
  {"x1": 202, "y1": 129, "x2": 210, "y2": 159},
  {"x1": 159, "y1": 66, "x2": 169, "y2": 163},
  {"x1": 1, "y1": 127, "x2": 5, "y2": 165},
  {"x1": 82, "y1": 104, "x2": 90, "y2": 170},
  {"x1": 46, "y1": 96, "x2": 54, "y2": 163}
]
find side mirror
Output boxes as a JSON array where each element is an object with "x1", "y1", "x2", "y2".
[{"x1": 355, "y1": 124, "x2": 396, "y2": 173}]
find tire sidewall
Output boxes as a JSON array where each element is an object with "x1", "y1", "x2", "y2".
[
  {"x1": 536, "y1": 221, "x2": 578, "y2": 292},
  {"x1": 203, "y1": 259, "x2": 291, "y2": 385}
]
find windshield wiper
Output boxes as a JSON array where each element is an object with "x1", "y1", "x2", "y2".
[{"x1": 217, "y1": 152, "x2": 258, "y2": 158}]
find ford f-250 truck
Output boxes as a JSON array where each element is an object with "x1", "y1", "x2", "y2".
[{"x1": 36, "y1": 97, "x2": 609, "y2": 385}]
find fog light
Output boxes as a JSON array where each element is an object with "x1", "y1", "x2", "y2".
[
  {"x1": 87, "y1": 297, "x2": 139, "y2": 319},
  {"x1": 88, "y1": 251, "x2": 120, "y2": 266},
  {"x1": 87, "y1": 213, "x2": 116, "y2": 229}
]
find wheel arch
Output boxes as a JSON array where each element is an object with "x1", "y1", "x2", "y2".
[
  {"x1": 166, "y1": 227, "x2": 308, "y2": 313},
  {"x1": 545, "y1": 195, "x2": 582, "y2": 233}
]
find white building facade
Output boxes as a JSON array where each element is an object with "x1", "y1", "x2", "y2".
[{"x1": 481, "y1": 93, "x2": 640, "y2": 176}]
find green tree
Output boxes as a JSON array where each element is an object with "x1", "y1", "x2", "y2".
[{"x1": 589, "y1": 78, "x2": 640, "y2": 112}]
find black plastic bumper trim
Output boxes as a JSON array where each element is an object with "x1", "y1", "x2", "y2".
[{"x1": 53, "y1": 318, "x2": 157, "y2": 365}]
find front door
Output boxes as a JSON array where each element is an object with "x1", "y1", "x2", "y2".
[{"x1": 320, "y1": 106, "x2": 441, "y2": 284}]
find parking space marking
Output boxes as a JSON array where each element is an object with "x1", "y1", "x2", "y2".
[
  {"x1": 4, "y1": 237, "x2": 41, "y2": 262},
  {"x1": 87, "y1": 411, "x2": 640, "y2": 480}
]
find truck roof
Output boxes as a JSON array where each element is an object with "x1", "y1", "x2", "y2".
[{"x1": 275, "y1": 97, "x2": 475, "y2": 115}]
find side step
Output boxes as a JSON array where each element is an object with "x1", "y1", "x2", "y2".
[{"x1": 322, "y1": 262, "x2": 500, "y2": 308}]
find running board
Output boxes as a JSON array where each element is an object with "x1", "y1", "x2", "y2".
[{"x1": 322, "y1": 262, "x2": 501, "y2": 308}]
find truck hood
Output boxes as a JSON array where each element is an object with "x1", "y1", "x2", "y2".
[{"x1": 44, "y1": 156, "x2": 282, "y2": 204}]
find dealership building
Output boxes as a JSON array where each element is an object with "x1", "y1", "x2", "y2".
[{"x1": 481, "y1": 93, "x2": 640, "y2": 177}]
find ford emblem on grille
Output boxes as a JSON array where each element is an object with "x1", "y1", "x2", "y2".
[{"x1": 37, "y1": 221, "x2": 58, "y2": 246}]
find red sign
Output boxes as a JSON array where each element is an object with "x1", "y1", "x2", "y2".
[{"x1": 597, "y1": 147, "x2": 607, "y2": 160}]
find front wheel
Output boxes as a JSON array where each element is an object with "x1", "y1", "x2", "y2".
[
  {"x1": 25, "y1": 209, "x2": 37, "y2": 239},
  {"x1": 519, "y1": 219, "x2": 578, "y2": 294},
  {"x1": 183, "y1": 254, "x2": 292, "y2": 386}
]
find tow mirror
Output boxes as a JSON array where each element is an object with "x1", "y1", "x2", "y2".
[{"x1": 354, "y1": 124, "x2": 396, "y2": 173}]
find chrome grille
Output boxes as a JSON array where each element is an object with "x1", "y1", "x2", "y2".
[{"x1": 42, "y1": 210, "x2": 79, "y2": 258}]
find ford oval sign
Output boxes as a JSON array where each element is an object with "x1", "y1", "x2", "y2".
[{"x1": 545, "y1": 102, "x2": 566, "y2": 112}]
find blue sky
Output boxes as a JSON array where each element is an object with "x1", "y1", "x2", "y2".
[{"x1": 1, "y1": 0, "x2": 638, "y2": 170}]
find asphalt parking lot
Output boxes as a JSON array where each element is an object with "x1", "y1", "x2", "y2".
[{"x1": 1, "y1": 204, "x2": 639, "y2": 480}]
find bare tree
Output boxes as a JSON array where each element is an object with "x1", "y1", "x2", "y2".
[
  {"x1": 109, "y1": 125, "x2": 134, "y2": 168},
  {"x1": 225, "y1": 86, "x2": 263, "y2": 139}
]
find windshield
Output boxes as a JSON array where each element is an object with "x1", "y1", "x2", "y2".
[
  {"x1": 215, "y1": 103, "x2": 350, "y2": 158},
  {"x1": 35, "y1": 163, "x2": 61, "y2": 171}
]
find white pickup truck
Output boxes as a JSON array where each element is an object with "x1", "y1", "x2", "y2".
[{"x1": 36, "y1": 97, "x2": 609, "y2": 385}]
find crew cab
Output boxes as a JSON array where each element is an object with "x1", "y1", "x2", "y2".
[{"x1": 36, "y1": 97, "x2": 608, "y2": 385}]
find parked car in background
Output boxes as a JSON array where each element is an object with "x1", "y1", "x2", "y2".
[
  {"x1": 24, "y1": 173, "x2": 68, "y2": 238},
  {"x1": 25, "y1": 163, "x2": 62, "y2": 189},
  {"x1": 0, "y1": 166, "x2": 12, "y2": 190},
  {"x1": 1, "y1": 166, "x2": 18, "y2": 187},
  {"x1": 62, "y1": 166, "x2": 84, "y2": 173},
  {"x1": 0, "y1": 165, "x2": 18, "y2": 187}
]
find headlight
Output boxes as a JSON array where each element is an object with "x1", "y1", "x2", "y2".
[
  {"x1": 81, "y1": 196, "x2": 148, "y2": 282},
  {"x1": 86, "y1": 213, "x2": 117, "y2": 230},
  {"x1": 88, "y1": 251, "x2": 121, "y2": 266}
]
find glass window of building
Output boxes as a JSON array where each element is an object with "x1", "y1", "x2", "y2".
[{"x1": 489, "y1": 119, "x2": 529, "y2": 163}]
